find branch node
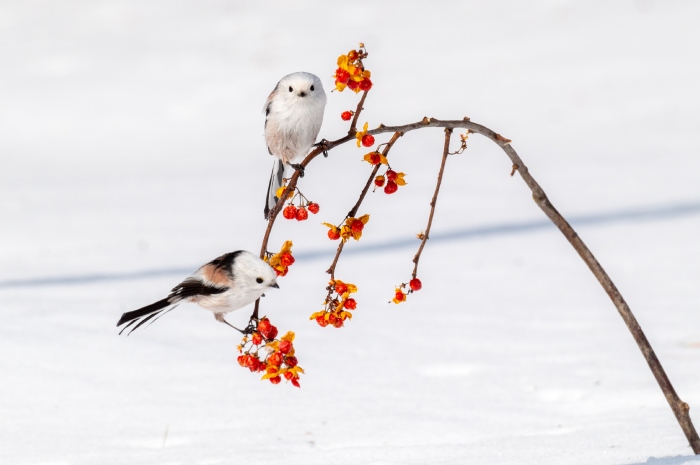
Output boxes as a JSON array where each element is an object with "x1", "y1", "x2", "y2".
[
  {"x1": 421, "y1": 117, "x2": 430, "y2": 125},
  {"x1": 510, "y1": 164, "x2": 519, "y2": 176},
  {"x1": 463, "y1": 116, "x2": 471, "y2": 121},
  {"x1": 496, "y1": 133, "x2": 512, "y2": 144}
]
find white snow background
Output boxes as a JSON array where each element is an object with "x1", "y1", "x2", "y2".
[{"x1": 1, "y1": 1, "x2": 699, "y2": 464}]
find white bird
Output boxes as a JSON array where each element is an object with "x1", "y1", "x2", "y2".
[
  {"x1": 117, "y1": 251, "x2": 279, "y2": 335},
  {"x1": 263, "y1": 72, "x2": 327, "y2": 219}
]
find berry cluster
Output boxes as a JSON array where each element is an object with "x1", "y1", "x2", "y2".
[
  {"x1": 237, "y1": 318, "x2": 303, "y2": 387},
  {"x1": 323, "y1": 214, "x2": 370, "y2": 242},
  {"x1": 310, "y1": 280, "x2": 358, "y2": 328},
  {"x1": 277, "y1": 184, "x2": 320, "y2": 221},
  {"x1": 334, "y1": 44, "x2": 372, "y2": 93},
  {"x1": 266, "y1": 241, "x2": 295, "y2": 277},
  {"x1": 374, "y1": 169, "x2": 407, "y2": 195},
  {"x1": 391, "y1": 278, "x2": 423, "y2": 304}
]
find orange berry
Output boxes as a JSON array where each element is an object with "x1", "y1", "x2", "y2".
[
  {"x1": 335, "y1": 283, "x2": 348, "y2": 295},
  {"x1": 237, "y1": 355, "x2": 246, "y2": 367},
  {"x1": 328, "y1": 229, "x2": 340, "y2": 240},
  {"x1": 280, "y1": 252, "x2": 295, "y2": 267},
  {"x1": 296, "y1": 207, "x2": 308, "y2": 221},
  {"x1": 351, "y1": 219, "x2": 364, "y2": 233},
  {"x1": 251, "y1": 332, "x2": 263, "y2": 345},
  {"x1": 344, "y1": 298, "x2": 357, "y2": 310},
  {"x1": 348, "y1": 50, "x2": 358, "y2": 61},
  {"x1": 361, "y1": 134, "x2": 375, "y2": 147},
  {"x1": 269, "y1": 352, "x2": 283, "y2": 366},
  {"x1": 308, "y1": 202, "x2": 320, "y2": 214},
  {"x1": 374, "y1": 175, "x2": 385, "y2": 187},
  {"x1": 316, "y1": 315, "x2": 328, "y2": 327},
  {"x1": 279, "y1": 340, "x2": 293, "y2": 355},
  {"x1": 335, "y1": 68, "x2": 350, "y2": 84},
  {"x1": 258, "y1": 318, "x2": 271, "y2": 334},
  {"x1": 275, "y1": 267, "x2": 288, "y2": 277},
  {"x1": 284, "y1": 371, "x2": 294, "y2": 380},
  {"x1": 269, "y1": 375, "x2": 281, "y2": 385},
  {"x1": 283, "y1": 205, "x2": 297, "y2": 220},
  {"x1": 328, "y1": 313, "x2": 337, "y2": 325},
  {"x1": 410, "y1": 278, "x2": 422, "y2": 291},
  {"x1": 384, "y1": 181, "x2": 398, "y2": 194}
]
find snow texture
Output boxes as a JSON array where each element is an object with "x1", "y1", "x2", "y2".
[{"x1": 1, "y1": 1, "x2": 700, "y2": 464}]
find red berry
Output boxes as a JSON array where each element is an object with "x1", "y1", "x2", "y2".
[
  {"x1": 384, "y1": 181, "x2": 398, "y2": 194},
  {"x1": 279, "y1": 340, "x2": 293, "y2": 355},
  {"x1": 244, "y1": 354, "x2": 257, "y2": 368},
  {"x1": 316, "y1": 315, "x2": 328, "y2": 327},
  {"x1": 410, "y1": 278, "x2": 422, "y2": 291},
  {"x1": 351, "y1": 219, "x2": 364, "y2": 233},
  {"x1": 335, "y1": 68, "x2": 350, "y2": 84},
  {"x1": 284, "y1": 371, "x2": 294, "y2": 380},
  {"x1": 348, "y1": 50, "x2": 358, "y2": 61},
  {"x1": 269, "y1": 352, "x2": 283, "y2": 367},
  {"x1": 344, "y1": 298, "x2": 357, "y2": 310},
  {"x1": 347, "y1": 80, "x2": 360, "y2": 91},
  {"x1": 266, "y1": 326, "x2": 278, "y2": 340},
  {"x1": 307, "y1": 202, "x2": 320, "y2": 214},
  {"x1": 269, "y1": 376, "x2": 281, "y2": 385},
  {"x1": 328, "y1": 229, "x2": 340, "y2": 240},
  {"x1": 251, "y1": 332, "x2": 263, "y2": 345},
  {"x1": 333, "y1": 318, "x2": 344, "y2": 328},
  {"x1": 359, "y1": 78, "x2": 372, "y2": 91},
  {"x1": 280, "y1": 252, "x2": 295, "y2": 267},
  {"x1": 328, "y1": 313, "x2": 337, "y2": 325},
  {"x1": 283, "y1": 205, "x2": 297, "y2": 220},
  {"x1": 374, "y1": 176, "x2": 385, "y2": 187},
  {"x1": 335, "y1": 283, "x2": 348, "y2": 295},
  {"x1": 296, "y1": 207, "x2": 308, "y2": 221},
  {"x1": 257, "y1": 362, "x2": 267, "y2": 372},
  {"x1": 369, "y1": 153, "x2": 381, "y2": 165},
  {"x1": 237, "y1": 355, "x2": 246, "y2": 367},
  {"x1": 395, "y1": 291, "x2": 405, "y2": 302},
  {"x1": 361, "y1": 134, "x2": 375, "y2": 147},
  {"x1": 386, "y1": 169, "x2": 397, "y2": 181},
  {"x1": 341, "y1": 111, "x2": 352, "y2": 121},
  {"x1": 285, "y1": 356, "x2": 298, "y2": 368},
  {"x1": 258, "y1": 318, "x2": 271, "y2": 334},
  {"x1": 291, "y1": 377, "x2": 300, "y2": 388},
  {"x1": 275, "y1": 267, "x2": 288, "y2": 277}
]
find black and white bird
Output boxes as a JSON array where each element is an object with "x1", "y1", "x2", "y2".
[
  {"x1": 117, "y1": 251, "x2": 279, "y2": 335},
  {"x1": 263, "y1": 72, "x2": 327, "y2": 219}
]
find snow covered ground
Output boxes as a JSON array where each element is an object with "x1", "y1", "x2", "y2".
[{"x1": 1, "y1": 1, "x2": 700, "y2": 464}]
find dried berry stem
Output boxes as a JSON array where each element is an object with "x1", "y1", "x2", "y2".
[
  {"x1": 412, "y1": 128, "x2": 452, "y2": 279},
  {"x1": 326, "y1": 132, "x2": 403, "y2": 279},
  {"x1": 254, "y1": 114, "x2": 700, "y2": 453}
]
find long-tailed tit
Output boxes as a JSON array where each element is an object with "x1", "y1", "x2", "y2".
[
  {"x1": 117, "y1": 251, "x2": 279, "y2": 335},
  {"x1": 263, "y1": 72, "x2": 327, "y2": 219}
]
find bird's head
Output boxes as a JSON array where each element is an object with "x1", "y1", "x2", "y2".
[
  {"x1": 232, "y1": 251, "x2": 280, "y2": 294},
  {"x1": 276, "y1": 72, "x2": 327, "y2": 108}
]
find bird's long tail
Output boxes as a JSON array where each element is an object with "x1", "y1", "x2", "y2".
[
  {"x1": 116, "y1": 298, "x2": 179, "y2": 335},
  {"x1": 264, "y1": 158, "x2": 285, "y2": 220}
]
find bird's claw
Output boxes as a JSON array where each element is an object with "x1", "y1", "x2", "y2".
[
  {"x1": 290, "y1": 163, "x2": 305, "y2": 177},
  {"x1": 314, "y1": 139, "x2": 330, "y2": 158}
]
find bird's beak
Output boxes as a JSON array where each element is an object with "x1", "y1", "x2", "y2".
[
  {"x1": 298, "y1": 91, "x2": 306, "y2": 97},
  {"x1": 271, "y1": 282, "x2": 280, "y2": 289}
]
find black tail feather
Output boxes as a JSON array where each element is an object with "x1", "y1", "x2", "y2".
[{"x1": 117, "y1": 298, "x2": 172, "y2": 327}]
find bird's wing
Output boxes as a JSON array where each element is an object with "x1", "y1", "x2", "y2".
[{"x1": 169, "y1": 277, "x2": 229, "y2": 301}]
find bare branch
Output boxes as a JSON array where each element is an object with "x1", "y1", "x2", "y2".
[{"x1": 412, "y1": 128, "x2": 452, "y2": 279}]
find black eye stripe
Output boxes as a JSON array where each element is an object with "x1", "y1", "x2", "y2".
[{"x1": 288, "y1": 86, "x2": 293, "y2": 92}]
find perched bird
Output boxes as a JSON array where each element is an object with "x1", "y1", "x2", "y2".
[
  {"x1": 117, "y1": 251, "x2": 279, "y2": 335},
  {"x1": 263, "y1": 71, "x2": 327, "y2": 219}
]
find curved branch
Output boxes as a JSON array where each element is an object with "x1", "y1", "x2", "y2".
[{"x1": 255, "y1": 115, "x2": 700, "y2": 453}]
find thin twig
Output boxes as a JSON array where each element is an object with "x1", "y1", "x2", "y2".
[
  {"x1": 348, "y1": 90, "x2": 369, "y2": 135},
  {"x1": 412, "y1": 128, "x2": 452, "y2": 279},
  {"x1": 326, "y1": 132, "x2": 403, "y2": 279},
  {"x1": 253, "y1": 115, "x2": 700, "y2": 453}
]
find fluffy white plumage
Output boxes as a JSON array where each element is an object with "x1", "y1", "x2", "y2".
[
  {"x1": 263, "y1": 72, "x2": 326, "y2": 219},
  {"x1": 117, "y1": 250, "x2": 278, "y2": 334}
]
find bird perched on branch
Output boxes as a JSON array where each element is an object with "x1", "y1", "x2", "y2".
[
  {"x1": 263, "y1": 72, "x2": 327, "y2": 219},
  {"x1": 116, "y1": 251, "x2": 279, "y2": 335}
]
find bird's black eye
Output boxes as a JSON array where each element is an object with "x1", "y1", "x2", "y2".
[
  {"x1": 288, "y1": 86, "x2": 293, "y2": 92},
  {"x1": 310, "y1": 85, "x2": 315, "y2": 91},
  {"x1": 256, "y1": 277, "x2": 264, "y2": 284}
]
